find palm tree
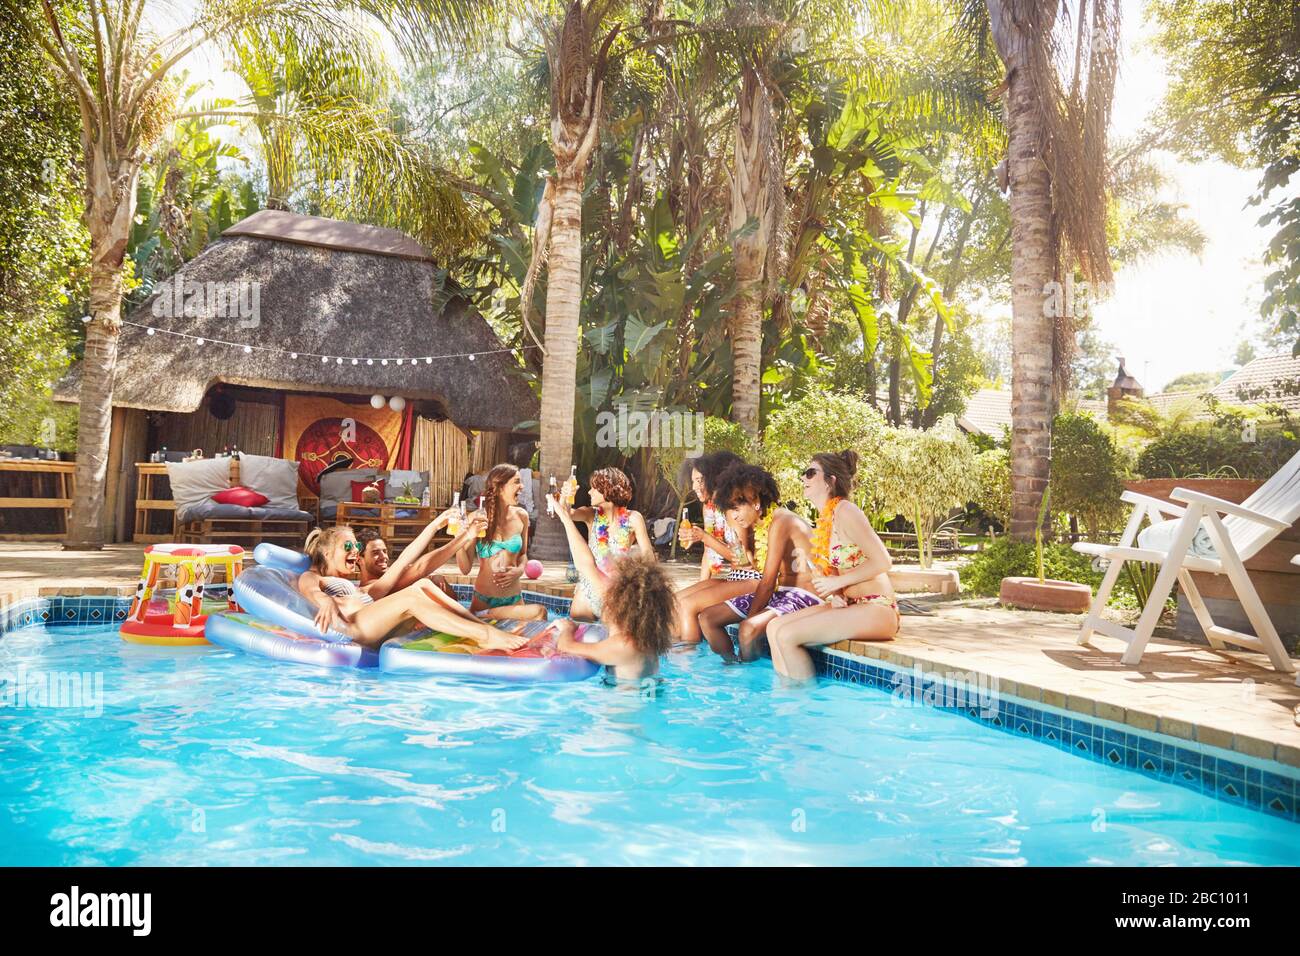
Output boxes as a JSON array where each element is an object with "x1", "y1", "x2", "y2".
[
  {"x1": 727, "y1": 55, "x2": 780, "y2": 437},
  {"x1": 523, "y1": 0, "x2": 621, "y2": 559},
  {"x1": 21, "y1": 0, "x2": 489, "y2": 549},
  {"x1": 964, "y1": 0, "x2": 1118, "y2": 540}
]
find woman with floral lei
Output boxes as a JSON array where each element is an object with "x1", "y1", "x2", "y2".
[
  {"x1": 766, "y1": 450, "x2": 897, "y2": 681},
  {"x1": 562, "y1": 467, "x2": 653, "y2": 621},
  {"x1": 693, "y1": 464, "x2": 814, "y2": 662}
]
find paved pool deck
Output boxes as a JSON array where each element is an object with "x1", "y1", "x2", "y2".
[{"x1": 2, "y1": 542, "x2": 1296, "y2": 770}]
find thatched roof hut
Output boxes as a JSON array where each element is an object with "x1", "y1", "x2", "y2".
[{"x1": 55, "y1": 210, "x2": 537, "y2": 430}]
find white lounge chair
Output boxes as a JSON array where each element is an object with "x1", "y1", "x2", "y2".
[{"x1": 1072, "y1": 449, "x2": 1300, "y2": 674}]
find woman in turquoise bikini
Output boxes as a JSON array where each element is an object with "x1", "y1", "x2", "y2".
[
  {"x1": 553, "y1": 467, "x2": 652, "y2": 620},
  {"x1": 455, "y1": 464, "x2": 548, "y2": 621}
]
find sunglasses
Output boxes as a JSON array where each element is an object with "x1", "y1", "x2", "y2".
[
  {"x1": 342, "y1": 540, "x2": 360, "y2": 552},
  {"x1": 802, "y1": 467, "x2": 822, "y2": 480}
]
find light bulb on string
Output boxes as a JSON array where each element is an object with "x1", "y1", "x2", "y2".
[
  {"x1": 388, "y1": 396, "x2": 406, "y2": 413},
  {"x1": 196, "y1": 338, "x2": 205, "y2": 346},
  {"x1": 243, "y1": 346, "x2": 252, "y2": 354},
  {"x1": 290, "y1": 352, "x2": 297, "y2": 359},
  {"x1": 370, "y1": 395, "x2": 385, "y2": 410}
]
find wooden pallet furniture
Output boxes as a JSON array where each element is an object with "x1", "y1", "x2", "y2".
[
  {"x1": 135, "y1": 455, "x2": 310, "y2": 549},
  {"x1": 133, "y1": 462, "x2": 175, "y2": 543},
  {"x1": 0, "y1": 459, "x2": 75, "y2": 541},
  {"x1": 176, "y1": 516, "x2": 309, "y2": 549},
  {"x1": 335, "y1": 501, "x2": 449, "y2": 549}
]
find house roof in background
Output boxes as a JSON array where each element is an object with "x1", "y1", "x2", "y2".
[{"x1": 1208, "y1": 354, "x2": 1300, "y2": 413}]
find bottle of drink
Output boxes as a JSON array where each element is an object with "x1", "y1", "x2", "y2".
[
  {"x1": 422, "y1": 485, "x2": 433, "y2": 509},
  {"x1": 476, "y1": 509, "x2": 488, "y2": 539},
  {"x1": 679, "y1": 508, "x2": 692, "y2": 547},
  {"x1": 546, "y1": 475, "x2": 557, "y2": 516},
  {"x1": 446, "y1": 492, "x2": 460, "y2": 533},
  {"x1": 160, "y1": 446, "x2": 168, "y2": 462},
  {"x1": 564, "y1": 465, "x2": 578, "y2": 507}
]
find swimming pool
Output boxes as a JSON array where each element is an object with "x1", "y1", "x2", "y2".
[{"x1": 0, "y1": 621, "x2": 1295, "y2": 866}]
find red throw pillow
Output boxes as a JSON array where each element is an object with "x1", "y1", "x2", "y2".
[
  {"x1": 351, "y1": 478, "x2": 385, "y2": 503},
  {"x1": 212, "y1": 486, "x2": 269, "y2": 507}
]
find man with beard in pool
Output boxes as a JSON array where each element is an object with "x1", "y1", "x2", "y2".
[{"x1": 354, "y1": 522, "x2": 463, "y2": 600}]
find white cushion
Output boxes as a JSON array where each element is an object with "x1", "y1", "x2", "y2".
[
  {"x1": 238, "y1": 454, "x2": 301, "y2": 511},
  {"x1": 1137, "y1": 518, "x2": 1219, "y2": 559},
  {"x1": 165, "y1": 457, "x2": 231, "y2": 515}
]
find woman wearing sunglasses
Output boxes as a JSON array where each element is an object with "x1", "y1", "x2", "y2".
[
  {"x1": 297, "y1": 525, "x2": 528, "y2": 652},
  {"x1": 765, "y1": 450, "x2": 897, "y2": 681}
]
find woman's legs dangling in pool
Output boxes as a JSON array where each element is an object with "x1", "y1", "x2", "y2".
[
  {"x1": 767, "y1": 604, "x2": 896, "y2": 681},
  {"x1": 697, "y1": 602, "x2": 741, "y2": 661},
  {"x1": 673, "y1": 578, "x2": 754, "y2": 645},
  {"x1": 736, "y1": 608, "x2": 781, "y2": 662}
]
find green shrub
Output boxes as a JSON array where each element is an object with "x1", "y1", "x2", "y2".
[
  {"x1": 878, "y1": 417, "x2": 980, "y2": 568},
  {"x1": 972, "y1": 448, "x2": 1011, "y2": 530},
  {"x1": 960, "y1": 538, "x2": 1165, "y2": 610},
  {"x1": 1052, "y1": 412, "x2": 1127, "y2": 535},
  {"x1": 1137, "y1": 424, "x2": 1299, "y2": 480}
]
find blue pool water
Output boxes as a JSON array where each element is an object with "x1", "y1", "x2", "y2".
[{"x1": 0, "y1": 622, "x2": 1295, "y2": 866}]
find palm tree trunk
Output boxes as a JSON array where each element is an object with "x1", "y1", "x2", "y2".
[
  {"x1": 533, "y1": 175, "x2": 584, "y2": 559},
  {"x1": 728, "y1": 64, "x2": 773, "y2": 437},
  {"x1": 1003, "y1": 48, "x2": 1056, "y2": 541},
  {"x1": 530, "y1": 1, "x2": 612, "y2": 560},
  {"x1": 66, "y1": 148, "x2": 139, "y2": 550}
]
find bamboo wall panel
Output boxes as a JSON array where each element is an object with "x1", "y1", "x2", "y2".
[
  {"x1": 410, "y1": 417, "x2": 472, "y2": 508},
  {"x1": 470, "y1": 430, "x2": 509, "y2": 475}
]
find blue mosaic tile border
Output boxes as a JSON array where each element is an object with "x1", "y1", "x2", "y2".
[
  {"x1": 809, "y1": 646, "x2": 1300, "y2": 826},
  {"x1": 0, "y1": 596, "x2": 135, "y2": 635}
]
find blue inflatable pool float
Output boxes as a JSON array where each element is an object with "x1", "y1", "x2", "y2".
[{"x1": 206, "y1": 544, "x2": 603, "y2": 681}]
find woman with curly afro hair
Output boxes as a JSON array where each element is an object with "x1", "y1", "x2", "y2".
[{"x1": 555, "y1": 553, "x2": 675, "y2": 683}]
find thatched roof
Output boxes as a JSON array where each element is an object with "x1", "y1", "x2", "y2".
[{"x1": 55, "y1": 211, "x2": 537, "y2": 433}]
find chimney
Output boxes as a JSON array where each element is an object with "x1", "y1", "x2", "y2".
[{"x1": 1107, "y1": 357, "x2": 1145, "y2": 416}]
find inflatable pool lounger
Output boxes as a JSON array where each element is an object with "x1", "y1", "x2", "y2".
[{"x1": 205, "y1": 543, "x2": 603, "y2": 681}]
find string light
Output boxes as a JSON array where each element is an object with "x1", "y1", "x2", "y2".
[{"x1": 119, "y1": 318, "x2": 539, "y2": 364}]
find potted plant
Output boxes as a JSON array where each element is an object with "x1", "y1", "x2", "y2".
[{"x1": 998, "y1": 488, "x2": 1093, "y2": 613}]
